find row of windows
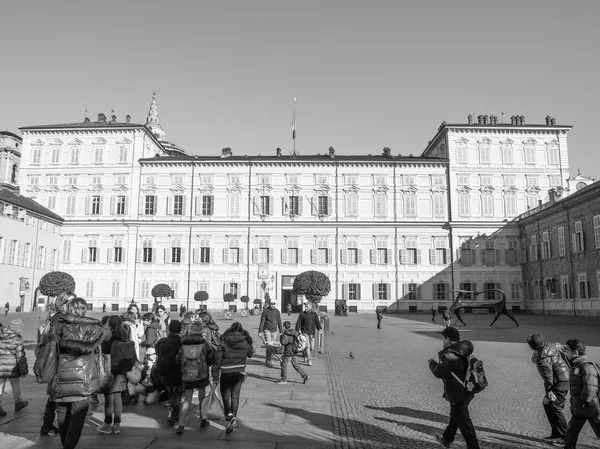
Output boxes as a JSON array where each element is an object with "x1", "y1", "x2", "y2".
[
  {"x1": 525, "y1": 272, "x2": 600, "y2": 300},
  {"x1": 455, "y1": 139, "x2": 560, "y2": 165},
  {"x1": 29, "y1": 144, "x2": 130, "y2": 166},
  {"x1": 0, "y1": 202, "x2": 59, "y2": 231},
  {"x1": 28, "y1": 174, "x2": 129, "y2": 187},
  {"x1": 457, "y1": 174, "x2": 563, "y2": 188},
  {"x1": 0, "y1": 236, "x2": 57, "y2": 270}
]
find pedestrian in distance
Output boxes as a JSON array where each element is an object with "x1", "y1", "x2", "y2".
[
  {"x1": 428, "y1": 326, "x2": 481, "y2": 449},
  {"x1": 526, "y1": 333, "x2": 570, "y2": 444},
  {"x1": 286, "y1": 302, "x2": 292, "y2": 316},
  {"x1": 431, "y1": 305, "x2": 438, "y2": 322},
  {"x1": 211, "y1": 321, "x2": 255, "y2": 435},
  {"x1": 443, "y1": 309, "x2": 452, "y2": 328},
  {"x1": 0, "y1": 322, "x2": 28, "y2": 417},
  {"x1": 102, "y1": 303, "x2": 107, "y2": 314},
  {"x1": 295, "y1": 302, "x2": 322, "y2": 366},
  {"x1": 278, "y1": 321, "x2": 310, "y2": 385},
  {"x1": 4, "y1": 302, "x2": 8, "y2": 316},
  {"x1": 562, "y1": 338, "x2": 600, "y2": 449},
  {"x1": 376, "y1": 306, "x2": 384, "y2": 329},
  {"x1": 155, "y1": 320, "x2": 183, "y2": 427},
  {"x1": 258, "y1": 301, "x2": 282, "y2": 368},
  {"x1": 175, "y1": 322, "x2": 215, "y2": 435}
]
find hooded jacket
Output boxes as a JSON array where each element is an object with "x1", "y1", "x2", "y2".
[
  {"x1": 280, "y1": 328, "x2": 301, "y2": 357},
  {"x1": 176, "y1": 333, "x2": 215, "y2": 389},
  {"x1": 530, "y1": 341, "x2": 570, "y2": 393},
  {"x1": 155, "y1": 332, "x2": 182, "y2": 386},
  {"x1": 141, "y1": 321, "x2": 161, "y2": 348},
  {"x1": 429, "y1": 340, "x2": 475, "y2": 403},
  {"x1": 211, "y1": 330, "x2": 255, "y2": 378},
  {"x1": 0, "y1": 327, "x2": 27, "y2": 378},
  {"x1": 567, "y1": 355, "x2": 600, "y2": 418},
  {"x1": 295, "y1": 311, "x2": 321, "y2": 336}
]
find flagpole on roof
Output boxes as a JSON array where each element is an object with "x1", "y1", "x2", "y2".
[{"x1": 292, "y1": 98, "x2": 297, "y2": 157}]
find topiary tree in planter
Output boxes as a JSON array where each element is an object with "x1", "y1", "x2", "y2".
[
  {"x1": 293, "y1": 270, "x2": 331, "y2": 306},
  {"x1": 240, "y1": 295, "x2": 250, "y2": 309},
  {"x1": 223, "y1": 292, "x2": 235, "y2": 313},
  {"x1": 39, "y1": 271, "x2": 76, "y2": 314},
  {"x1": 194, "y1": 291, "x2": 209, "y2": 311},
  {"x1": 152, "y1": 283, "x2": 173, "y2": 312}
]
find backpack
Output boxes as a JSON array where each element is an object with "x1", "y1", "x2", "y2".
[
  {"x1": 110, "y1": 340, "x2": 137, "y2": 375},
  {"x1": 181, "y1": 344, "x2": 209, "y2": 383},
  {"x1": 293, "y1": 333, "x2": 309, "y2": 354},
  {"x1": 34, "y1": 327, "x2": 59, "y2": 383},
  {"x1": 452, "y1": 355, "x2": 488, "y2": 394}
]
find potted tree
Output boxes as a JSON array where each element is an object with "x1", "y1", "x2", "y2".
[
  {"x1": 223, "y1": 292, "x2": 235, "y2": 319},
  {"x1": 240, "y1": 295, "x2": 250, "y2": 317},
  {"x1": 194, "y1": 291, "x2": 209, "y2": 312},
  {"x1": 292, "y1": 270, "x2": 331, "y2": 310},
  {"x1": 38, "y1": 271, "x2": 76, "y2": 323},
  {"x1": 151, "y1": 283, "x2": 173, "y2": 313}
]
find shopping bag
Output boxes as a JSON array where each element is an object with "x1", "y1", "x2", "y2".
[{"x1": 201, "y1": 385, "x2": 224, "y2": 421}]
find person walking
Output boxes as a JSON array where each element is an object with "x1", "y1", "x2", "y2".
[
  {"x1": 0, "y1": 322, "x2": 28, "y2": 417},
  {"x1": 47, "y1": 296, "x2": 106, "y2": 449},
  {"x1": 428, "y1": 327, "x2": 480, "y2": 449},
  {"x1": 526, "y1": 333, "x2": 570, "y2": 444},
  {"x1": 443, "y1": 309, "x2": 452, "y2": 328},
  {"x1": 155, "y1": 320, "x2": 183, "y2": 427},
  {"x1": 4, "y1": 302, "x2": 8, "y2": 316},
  {"x1": 175, "y1": 322, "x2": 215, "y2": 435},
  {"x1": 562, "y1": 338, "x2": 600, "y2": 449},
  {"x1": 286, "y1": 303, "x2": 292, "y2": 316},
  {"x1": 258, "y1": 301, "x2": 282, "y2": 368},
  {"x1": 102, "y1": 303, "x2": 107, "y2": 314},
  {"x1": 212, "y1": 322, "x2": 255, "y2": 435},
  {"x1": 376, "y1": 306, "x2": 383, "y2": 329},
  {"x1": 431, "y1": 306, "x2": 438, "y2": 322},
  {"x1": 295, "y1": 302, "x2": 322, "y2": 366},
  {"x1": 277, "y1": 321, "x2": 309, "y2": 385}
]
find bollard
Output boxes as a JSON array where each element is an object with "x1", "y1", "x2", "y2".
[{"x1": 321, "y1": 314, "x2": 330, "y2": 333}]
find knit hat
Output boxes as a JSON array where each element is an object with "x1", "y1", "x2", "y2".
[
  {"x1": 527, "y1": 333, "x2": 545, "y2": 350},
  {"x1": 439, "y1": 326, "x2": 460, "y2": 341},
  {"x1": 189, "y1": 323, "x2": 203, "y2": 335},
  {"x1": 169, "y1": 320, "x2": 182, "y2": 334}
]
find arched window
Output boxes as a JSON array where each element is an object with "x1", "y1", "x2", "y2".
[{"x1": 11, "y1": 164, "x2": 17, "y2": 183}]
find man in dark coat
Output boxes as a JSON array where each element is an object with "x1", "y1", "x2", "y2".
[
  {"x1": 155, "y1": 320, "x2": 183, "y2": 426},
  {"x1": 527, "y1": 333, "x2": 570, "y2": 443},
  {"x1": 259, "y1": 302, "x2": 282, "y2": 368},
  {"x1": 428, "y1": 327, "x2": 480, "y2": 449},
  {"x1": 295, "y1": 302, "x2": 322, "y2": 366},
  {"x1": 562, "y1": 338, "x2": 600, "y2": 449}
]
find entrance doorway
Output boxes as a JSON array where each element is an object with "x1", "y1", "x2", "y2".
[{"x1": 282, "y1": 290, "x2": 300, "y2": 313}]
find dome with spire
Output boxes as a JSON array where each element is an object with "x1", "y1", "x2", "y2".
[{"x1": 144, "y1": 92, "x2": 187, "y2": 156}]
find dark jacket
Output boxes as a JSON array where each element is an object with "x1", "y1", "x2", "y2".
[
  {"x1": 376, "y1": 308, "x2": 383, "y2": 319},
  {"x1": 47, "y1": 312, "x2": 107, "y2": 401},
  {"x1": 429, "y1": 340, "x2": 475, "y2": 403},
  {"x1": 176, "y1": 334, "x2": 215, "y2": 389},
  {"x1": 211, "y1": 330, "x2": 255, "y2": 378},
  {"x1": 295, "y1": 311, "x2": 321, "y2": 336},
  {"x1": 259, "y1": 307, "x2": 282, "y2": 333},
  {"x1": 531, "y1": 341, "x2": 570, "y2": 393},
  {"x1": 155, "y1": 333, "x2": 182, "y2": 386},
  {"x1": 280, "y1": 329, "x2": 300, "y2": 357},
  {"x1": 0, "y1": 327, "x2": 27, "y2": 378},
  {"x1": 567, "y1": 355, "x2": 600, "y2": 418},
  {"x1": 141, "y1": 322, "x2": 161, "y2": 348}
]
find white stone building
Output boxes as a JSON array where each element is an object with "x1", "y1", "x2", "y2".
[{"x1": 17, "y1": 100, "x2": 575, "y2": 314}]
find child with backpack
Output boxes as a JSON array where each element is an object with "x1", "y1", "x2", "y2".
[
  {"x1": 174, "y1": 323, "x2": 215, "y2": 435},
  {"x1": 277, "y1": 321, "x2": 309, "y2": 385},
  {"x1": 97, "y1": 316, "x2": 137, "y2": 435}
]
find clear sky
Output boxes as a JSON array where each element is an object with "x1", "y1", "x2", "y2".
[{"x1": 1, "y1": 1, "x2": 599, "y2": 177}]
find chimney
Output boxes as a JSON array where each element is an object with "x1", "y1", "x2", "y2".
[
  {"x1": 98, "y1": 113, "x2": 106, "y2": 122},
  {"x1": 519, "y1": 115, "x2": 525, "y2": 125},
  {"x1": 328, "y1": 146, "x2": 335, "y2": 158},
  {"x1": 220, "y1": 147, "x2": 232, "y2": 158},
  {"x1": 382, "y1": 147, "x2": 391, "y2": 157},
  {"x1": 276, "y1": 147, "x2": 282, "y2": 157},
  {"x1": 483, "y1": 115, "x2": 489, "y2": 125},
  {"x1": 126, "y1": 114, "x2": 131, "y2": 124},
  {"x1": 510, "y1": 115, "x2": 516, "y2": 125},
  {"x1": 550, "y1": 117, "x2": 556, "y2": 125},
  {"x1": 467, "y1": 114, "x2": 473, "y2": 125},
  {"x1": 548, "y1": 189, "x2": 556, "y2": 205}
]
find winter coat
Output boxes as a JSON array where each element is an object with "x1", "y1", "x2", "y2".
[
  {"x1": 155, "y1": 333, "x2": 182, "y2": 386},
  {"x1": 531, "y1": 341, "x2": 570, "y2": 393},
  {"x1": 295, "y1": 311, "x2": 321, "y2": 336},
  {"x1": 259, "y1": 307, "x2": 282, "y2": 333},
  {"x1": 376, "y1": 308, "x2": 383, "y2": 319},
  {"x1": 211, "y1": 330, "x2": 255, "y2": 378},
  {"x1": 0, "y1": 327, "x2": 27, "y2": 378},
  {"x1": 567, "y1": 355, "x2": 600, "y2": 418},
  {"x1": 141, "y1": 322, "x2": 161, "y2": 348},
  {"x1": 47, "y1": 312, "x2": 107, "y2": 401},
  {"x1": 176, "y1": 334, "x2": 215, "y2": 389},
  {"x1": 429, "y1": 340, "x2": 475, "y2": 403},
  {"x1": 280, "y1": 329, "x2": 301, "y2": 357}
]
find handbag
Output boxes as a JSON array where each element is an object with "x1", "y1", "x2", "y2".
[
  {"x1": 95, "y1": 351, "x2": 114, "y2": 391},
  {"x1": 201, "y1": 384, "x2": 224, "y2": 421},
  {"x1": 126, "y1": 361, "x2": 143, "y2": 384}
]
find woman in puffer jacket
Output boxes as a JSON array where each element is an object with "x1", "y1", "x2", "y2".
[
  {"x1": 0, "y1": 322, "x2": 28, "y2": 416},
  {"x1": 48, "y1": 296, "x2": 107, "y2": 449},
  {"x1": 211, "y1": 322, "x2": 255, "y2": 435}
]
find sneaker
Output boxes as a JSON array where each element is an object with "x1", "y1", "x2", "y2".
[
  {"x1": 266, "y1": 362, "x2": 274, "y2": 368},
  {"x1": 167, "y1": 416, "x2": 177, "y2": 426},
  {"x1": 434, "y1": 434, "x2": 450, "y2": 448},
  {"x1": 89, "y1": 394, "x2": 100, "y2": 404},
  {"x1": 0, "y1": 408, "x2": 6, "y2": 417},
  {"x1": 200, "y1": 419, "x2": 210, "y2": 428},
  {"x1": 543, "y1": 434, "x2": 561, "y2": 441},
  {"x1": 97, "y1": 423, "x2": 112, "y2": 434},
  {"x1": 552, "y1": 439, "x2": 566, "y2": 447},
  {"x1": 40, "y1": 426, "x2": 60, "y2": 436},
  {"x1": 112, "y1": 423, "x2": 121, "y2": 434},
  {"x1": 307, "y1": 361, "x2": 313, "y2": 366},
  {"x1": 225, "y1": 416, "x2": 237, "y2": 434},
  {"x1": 14, "y1": 400, "x2": 28, "y2": 412},
  {"x1": 176, "y1": 425, "x2": 184, "y2": 435},
  {"x1": 276, "y1": 380, "x2": 288, "y2": 385},
  {"x1": 303, "y1": 375, "x2": 310, "y2": 384}
]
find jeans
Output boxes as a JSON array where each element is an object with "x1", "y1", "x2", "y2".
[
  {"x1": 564, "y1": 415, "x2": 600, "y2": 449},
  {"x1": 0, "y1": 377, "x2": 22, "y2": 407},
  {"x1": 103, "y1": 392, "x2": 123, "y2": 424},
  {"x1": 41, "y1": 397, "x2": 57, "y2": 432},
  {"x1": 166, "y1": 385, "x2": 183, "y2": 420},
  {"x1": 377, "y1": 317, "x2": 382, "y2": 329},
  {"x1": 220, "y1": 372, "x2": 245, "y2": 417},
  {"x1": 180, "y1": 387, "x2": 206, "y2": 423},
  {"x1": 542, "y1": 390, "x2": 568, "y2": 438},
  {"x1": 56, "y1": 399, "x2": 89, "y2": 449},
  {"x1": 263, "y1": 330, "x2": 279, "y2": 363},
  {"x1": 281, "y1": 356, "x2": 307, "y2": 381},
  {"x1": 442, "y1": 400, "x2": 480, "y2": 449},
  {"x1": 303, "y1": 334, "x2": 315, "y2": 362}
]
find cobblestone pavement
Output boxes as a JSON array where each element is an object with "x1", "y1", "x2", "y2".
[{"x1": 324, "y1": 313, "x2": 600, "y2": 449}]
